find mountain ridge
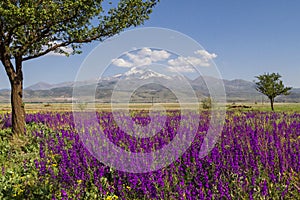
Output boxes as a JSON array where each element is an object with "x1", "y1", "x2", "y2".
[{"x1": 1, "y1": 67, "x2": 300, "y2": 103}]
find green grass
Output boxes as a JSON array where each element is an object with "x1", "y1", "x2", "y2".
[
  {"x1": 0, "y1": 123, "x2": 59, "y2": 199},
  {"x1": 1, "y1": 102, "x2": 300, "y2": 113},
  {"x1": 227, "y1": 102, "x2": 300, "y2": 113}
]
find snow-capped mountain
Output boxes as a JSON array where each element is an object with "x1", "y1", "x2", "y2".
[
  {"x1": 121, "y1": 67, "x2": 172, "y2": 80},
  {"x1": 10, "y1": 66, "x2": 300, "y2": 103}
]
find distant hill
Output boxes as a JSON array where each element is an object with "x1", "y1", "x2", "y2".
[
  {"x1": 25, "y1": 81, "x2": 74, "y2": 91},
  {"x1": 1, "y1": 67, "x2": 300, "y2": 103},
  {"x1": 25, "y1": 82, "x2": 53, "y2": 90}
]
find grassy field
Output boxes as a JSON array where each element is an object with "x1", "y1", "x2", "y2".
[
  {"x1": 1, "y1": 102, "x2": 300, "y2": 113},
  {"x1": 227, "y1": 102, "x2": 300, "y2": 112}
]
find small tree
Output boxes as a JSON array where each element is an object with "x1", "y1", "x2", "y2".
[
  {"x1": 255, "y1": 73, "x2": 292, "y2": 111},
  {"x1": 201, "y1": 97, "x2": 212, "y2": 109},
  {"x1": 0, "y1": 0, "x2": 159, "y2": 134}
]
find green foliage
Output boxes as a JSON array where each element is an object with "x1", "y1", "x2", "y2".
[
  {"x1": 0, "y1": 0, "x2": 159, "y2": 135},
  {"x1": 0, "y1": 124, "x2": 54, "y2": 199},
  {"x1": 201, "y1": 97, "x2": 212, "y2": 109},
  {"x1": 255, "y1": 73, "x2": 292, "y2": 99},
  {"x1": 0, "y1": 0, "x2": 159, "y2": 60},
  {"x1": 255, "y1": 73, "x2": 292, "y2": 110}
]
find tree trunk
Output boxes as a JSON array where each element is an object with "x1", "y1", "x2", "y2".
[
  {"x1": 10, "y1": 78, "x2": 25, "y2": 135},
  {"x1": 2, "y1": 54, "x2": 26, "y2": 135},
  {"x1": 270, "y1": 98, "x2": 274, "y2": 111}
]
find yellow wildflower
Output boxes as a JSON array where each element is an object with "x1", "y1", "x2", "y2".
[
  {"x1": 105, "y1": 196, "x2": 112, "y2": 200},
  {"x1": 105, "y1": 195, "x2": 118, "y2": 200}
]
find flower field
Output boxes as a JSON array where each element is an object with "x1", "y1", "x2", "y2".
[{"x1": 0, "y1": 111, "x2": 299, "y2": 199}]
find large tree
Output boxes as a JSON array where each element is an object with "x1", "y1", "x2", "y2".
[
  {"x1": 0, "y1": 0, "x2": 159, "y2": 134},
  {"x1": 255, "y1": 72, "x2": 292, "y2": 111}
]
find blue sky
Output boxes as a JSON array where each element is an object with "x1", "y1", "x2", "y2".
[{"x1": 1, "y1": 0, "x2": 300, "y2": 89}]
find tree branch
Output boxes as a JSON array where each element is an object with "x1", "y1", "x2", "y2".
[
  {"x1": 22, "y1": 41, "x2": 71, "y2": 61},
  {"x1": 1, "y1": 50, "x2": 16, "y2": 83},
  {"x1": 6, "y1": 22, "x2": 27, "y2": 45},
  {"x1": 12, "y1": 0, "x2": 158, "y2": 62},
  {"x1": 22, "y1": 31, "x2": 109, "y2": 61}
]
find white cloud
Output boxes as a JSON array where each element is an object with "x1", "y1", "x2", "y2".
[
  {"x1": 111, "y1": 58, "x2": 133, "y2": 67},
  {"x1": 195, "y1": 50, "x2": 217, "y2": 61},
  {"x1": 167, "y1": 49, "x2": 217, "y2": 72},
  {"x1": 124, "y1": 51, "x2": 152, "y2": 66},
  {"x1": 112, "y1": 48, "x2": 171, "y2": 68},
  {"x1": 151, "y1": 49, "x2": 171, "y2": 62},
  {"x1": 167, "y1": 65, "x2": 196, "y2": 73},
  {"x1": 168, "y1": 56, "x2": 189, "y2": 67},
  {"x1": 167, "y1": 57, "x2": 197, "y2": 72},
  {"x1": 137, "y1": 47, "x2": 152, "y2": 56},
  {"x1": 46, "y1": 41, "x2": 74, "y2": 56}
]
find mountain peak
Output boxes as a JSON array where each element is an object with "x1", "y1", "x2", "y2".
[
  {"x1": 25, "y1": 82, "x2": 53, "y2": 90},
  {"x1": 122, "y1": 67, "x2": 171, "y2": 80}
]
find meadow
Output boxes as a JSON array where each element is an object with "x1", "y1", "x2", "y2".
[
  {"x1": 0, "y1": 103, "x2": 299, "y2": 199},
  {"x1": 1, "y1": 102, "x2": 300, "y2": 113}
]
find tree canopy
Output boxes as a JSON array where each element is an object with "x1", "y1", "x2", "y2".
[
  {"x1": 0, "y1": 0, "x2": 159, "y2": 134},
  {"x1": 0, "y1": 0, "x2": 158, "y2": 60},
  {"x1": 255, "y1": 72, "x2": 292, "y2": 111}
]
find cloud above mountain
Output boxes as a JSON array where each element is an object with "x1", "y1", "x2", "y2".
[
  {"x1": 111, "y1": 48, "x2": 217, "y2": 74},
  {"x1": 167, "y1": 50, "x2": 217, "y2": 72},
  {"x1": 195, "y1": 50, "x2": 217, "y2": 61},
  {"x1": 112, "y1": 47, "x2": 171, "y2": 67}
]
